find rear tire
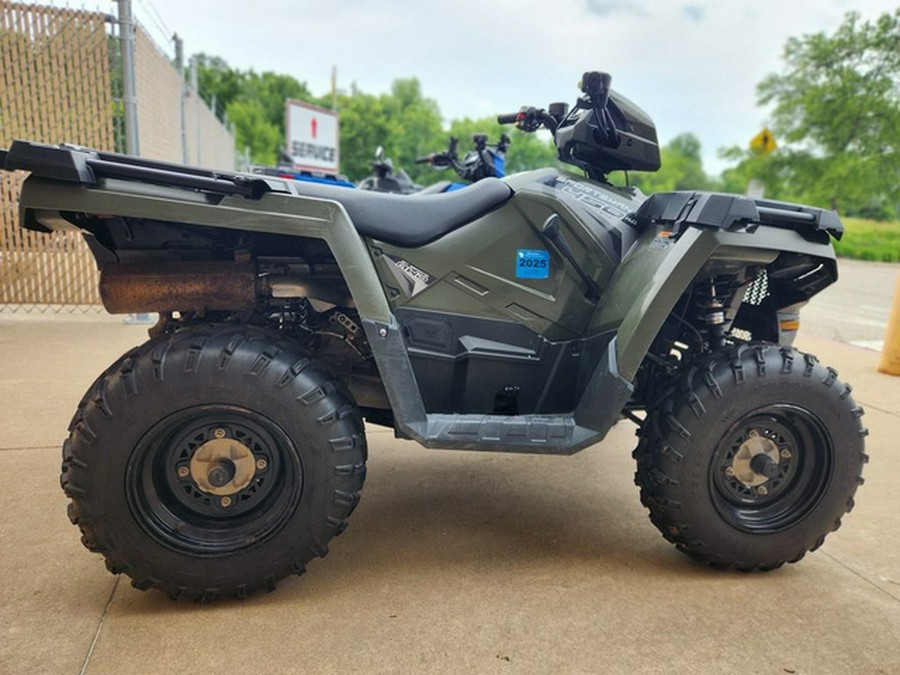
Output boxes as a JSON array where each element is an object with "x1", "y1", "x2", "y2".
[
  {"x1": 62, "y1": 324, "x2": 367, "y2": 601},
  {"x1": 634, "y1": 343, "x2": 867, "y2": 570}
]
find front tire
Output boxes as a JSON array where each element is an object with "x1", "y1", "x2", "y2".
[
  {"x1": 62, "y1": 325, "x2": 367, "y2": 601},
  {"x1": 634, "y1": 343, "x2": 868, "y2": 570}
]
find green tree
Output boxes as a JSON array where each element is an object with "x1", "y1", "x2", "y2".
[
  {"x1": 189, "y1": 59, "x2": 557, "y2": 182},
  {"x1": 225, "y1": 99, "x2": 281, "y2": 166},
  {"x1": 192, "y1": 54, "x2": 243, "y2": 117},
  {"x1": 377, "y1": 79, "x2": 444, "y2": 184},
  {"x1": 192, "y1": 55, "x2": 315, "y2": 164},
  {"x1": 243, "y1": 71, "x2": 313, "y2": 136},
  {"x1": 302, "y1": 78, "x2": 560, "y2": 183},
  {"x1": 629, "y1": 133, "x2": 714, "y2": 193},
  {"x1": 335, "y1": 86, "x2": 394, "y2": 181},
  {"x1": 331, "y1": 79, "x2": 443, "y2": 182},
  {"x1": 754, "y1": 10, "x2": 900, "y2": 216}
]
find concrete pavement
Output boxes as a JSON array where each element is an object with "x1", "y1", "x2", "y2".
[
  {"x1": 0, "y1": 313, "x2": 897, "y2": 674},
  {"x1": 803, "y1": 258, "x2": 900, "y2": 351}
]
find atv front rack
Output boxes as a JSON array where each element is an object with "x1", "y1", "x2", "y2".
[{"x1": 633, "y1": 190, "x2": 843, "y2": 239}]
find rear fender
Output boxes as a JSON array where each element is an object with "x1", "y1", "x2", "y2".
[{"x1": 18, "y1": 175, "x2": 391, "y2": 324}]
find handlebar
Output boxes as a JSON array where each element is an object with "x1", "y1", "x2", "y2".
[
  {"x1": 498, "y1": 106, "x2": 560, "y2": 134},
  {"x1": 415, "y1": 137, "x2": 460, "y2": 168},
  {"x1": 416, "y1": 133, "x2": 508, "y2": 182}
]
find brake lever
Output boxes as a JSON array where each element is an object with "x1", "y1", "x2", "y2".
[{"x1": 516, "y1": 107, "x2": 546, "y2": 133}]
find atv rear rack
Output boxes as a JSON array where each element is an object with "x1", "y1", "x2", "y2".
[{"x1": 0, "y1": 140, "x2": 279, "y2": 200}]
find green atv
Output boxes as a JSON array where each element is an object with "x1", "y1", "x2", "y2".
[{"x1": 1, "y1": 71, "x2": 867, "y2": 601}]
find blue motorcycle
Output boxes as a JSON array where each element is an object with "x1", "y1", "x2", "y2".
[{"x1": 415, "y1": 133, "x2": 510, "y2": 193}]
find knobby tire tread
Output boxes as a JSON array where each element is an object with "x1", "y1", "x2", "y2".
[
  {"x1": 633, "y1": 342, "x2": 868, "y2": 571},
  {"x1": 60, "y1": 324, "x2": 367, "y2": 602}
]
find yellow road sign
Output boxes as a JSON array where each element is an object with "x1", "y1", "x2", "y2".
[{"x1": 751, "y1": 128, "x2": 777, "y2": 155}]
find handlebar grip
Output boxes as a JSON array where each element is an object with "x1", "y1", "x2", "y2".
[
  {"x1": 497, "y1": 113, "x2": 520, "y2": 124},
  {"x1": 415, "y1": 156, "x2": 432, "y2": 164}
]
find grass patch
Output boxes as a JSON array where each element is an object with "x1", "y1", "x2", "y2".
[{"x1": 833, "y1": 217, "x2": 900, "y2": 262}]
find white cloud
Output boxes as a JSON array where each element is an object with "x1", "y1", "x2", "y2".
[
  {"x1": 585, "y1": 0, "x2": 648, "y2": 17},
  {"x1": 681, "y1": 4, "x2": 707, "y2": 21}
]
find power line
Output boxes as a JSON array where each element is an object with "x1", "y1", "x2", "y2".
[{"x1": 134, "y1": 0, "x2": 173, "y2": 55}]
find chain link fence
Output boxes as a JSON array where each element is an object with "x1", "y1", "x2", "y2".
[
  {"x1": 135, "y1": 27, "x2": 236, "y2": 169},
  {"x1": 0, "y1": 1, "x2": 114, "y2": 310},
  {"x1": 1, "y1": 1, "x2": 236, "y2": 312}
]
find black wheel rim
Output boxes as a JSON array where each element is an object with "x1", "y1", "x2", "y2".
[
  {"x1": 709, "y1": 404, "x2": 833, "y2": 534},
  {"x1": 126, "y1": 405, "x2": 303, "y2": 556}
]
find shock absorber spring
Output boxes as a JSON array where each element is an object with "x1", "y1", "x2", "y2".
[{"x1": 697, "y1": 278, "x2": 728, "y2": 350}]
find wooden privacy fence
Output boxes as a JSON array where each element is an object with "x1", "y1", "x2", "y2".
[
  {"x1": 0, "y1": 1, "x2": 114, "y2": 308},
  {"x1": 1, "y1": 2, "x2": 237, "y2": 311}
]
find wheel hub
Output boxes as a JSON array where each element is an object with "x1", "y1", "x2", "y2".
[
  {"x1": 730, "y1": 431, "x2": 781, "y2": 487},
  {"x1": 189, "y1": 438, "x2": 257, "y2": 496}
]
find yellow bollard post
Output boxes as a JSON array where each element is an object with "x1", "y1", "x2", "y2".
[{"x1": 878, "y1": 275, "x2": 900, "y2": 376}]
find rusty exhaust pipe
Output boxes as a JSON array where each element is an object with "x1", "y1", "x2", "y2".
[{"x1": 99, "y1": 261, "x2": 257, "y2": 314}]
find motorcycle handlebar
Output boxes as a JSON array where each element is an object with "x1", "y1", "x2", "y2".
[
  {"x1": 417, "y1": 151, "x2": 454, "y2": 170},
  {"x1": 497, "y1": 112, "x2": 519, "y2": 124},
  {"x1": 418, "y1": 135, "x2": 459, "y2": 165}
]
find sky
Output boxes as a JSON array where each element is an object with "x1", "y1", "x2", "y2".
[{"x1": 83, "y1": 0, "x2": 900, "y2": 175}]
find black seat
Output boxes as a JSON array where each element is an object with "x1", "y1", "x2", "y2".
[
  {"x1": 289, "y1": 178, "x2": 513, "y2": 247},
  {"x1": 3, "y1": 140, "x2": 513, "y2": 248}
]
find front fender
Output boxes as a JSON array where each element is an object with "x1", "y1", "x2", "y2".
[{"x1": 594, "y1": 225, "x2": 837, "y2": 381}]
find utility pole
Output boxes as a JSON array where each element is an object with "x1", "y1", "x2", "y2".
[
  {"x1": 331, "y1": 65, "x2": 337, "y2": 111},
  {"x1": 116, "y1": 0, "x2": 139, "y2": 155},
  {"x1": 174, "y1": 33, "x2": 188, "y2": 164},
  {"x1": 191, "y1": 55, "x2": 201, "y2": 166}
]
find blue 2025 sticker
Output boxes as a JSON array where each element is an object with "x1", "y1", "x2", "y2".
[{"x1": 516, "y1": 249, "x2": 550, "y2": 279}]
